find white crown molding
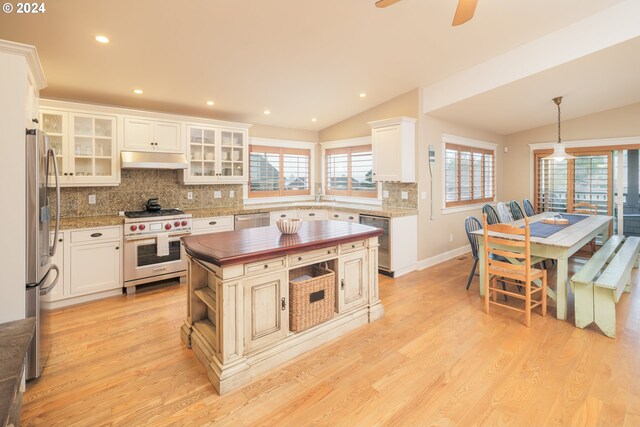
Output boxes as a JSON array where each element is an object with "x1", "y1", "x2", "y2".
[
  {"x1": 249, "y1": 136, "x2": 317, "y2": 149},
  {"x1": 0, "y1": 39, "x2": 46, "y2": 89},
  {"x1": 320, "y1": 136, "x2": 371, "y2": 148},
  {"x1": 368, "y1": 116, "x2": 416, "y2": 128},
  {"x1": 528, "y1": 135, "x2": 640, "y2": 151},
  {"x1": 422, "y1": 0, "x2": 640, "y2": 114},
  {"x1": 442, "y1": 134, "x2": 498, "y2": 150}
]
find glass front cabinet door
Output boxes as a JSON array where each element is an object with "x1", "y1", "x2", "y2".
[{"x1": 184, "y1": 125, "x2": 248, "y2": 184}]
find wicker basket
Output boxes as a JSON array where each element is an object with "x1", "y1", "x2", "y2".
[{"x1": 289, "y1": 263, "x2": 335, "y2": 332}]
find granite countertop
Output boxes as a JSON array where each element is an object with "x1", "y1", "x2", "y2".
[
  {"x1": 55, "y1": 203, "x2": 417, "y2": 230},
  {"x1": 0, "y1": 318, "x2": 36, "y2": 426}
]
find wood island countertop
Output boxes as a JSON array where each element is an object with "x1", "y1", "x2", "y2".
[{"x1": 181, "y1": 220, "x2": 383, "y2": 267}]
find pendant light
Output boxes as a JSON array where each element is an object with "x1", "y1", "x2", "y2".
[{"x1": 544, "y1": 96, "x2": 575, "y2": 161}]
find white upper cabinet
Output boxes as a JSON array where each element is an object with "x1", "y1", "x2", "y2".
[
  {"x1": 369, "y1": 117, "x2": 416, "y2": 182},
  {"x1": 41, "y1": 109, "x2": 119, "y2": 186},
  {"x1": 182, "y1": 124, "x2": 248, "y2": 184},
  {"x1": 123, "y1": 117, "x2": 182, "y2": 152}
]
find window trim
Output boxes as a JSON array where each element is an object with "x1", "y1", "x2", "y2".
[
  {"x1": 248, "y1": 144, "x2": 311, "y2": 198},
  {"x1": 325, "y1": 144, "x2": 377, "y2": 199},
  {"x1": 441, "y1": 135, "x2": 497, "y2": 211}
]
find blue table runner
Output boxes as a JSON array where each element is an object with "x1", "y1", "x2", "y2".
[{"x1": 525, "y1": 214, "x2": 588, "y2": 238}]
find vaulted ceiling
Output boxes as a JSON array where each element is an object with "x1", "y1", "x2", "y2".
[{"x1": 0, "y1": 0, "x2": 634, "y2": 133}]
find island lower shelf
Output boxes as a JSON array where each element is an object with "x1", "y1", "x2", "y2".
[{"x1": 181, "y1": 234, "x2": 383, "y2": 395}]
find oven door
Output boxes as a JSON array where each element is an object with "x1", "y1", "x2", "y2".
[{"x1": 124, "y1": 233, "x2": 188, "y2": 283}]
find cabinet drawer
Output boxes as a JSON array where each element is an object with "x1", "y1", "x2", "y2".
[
  {"x1": 71, "y1": 227, "x2": 120, "y2": 243},
  {"x1": 192, "y1": 216, "x2": 234, "y2": 234},
  {"x1": 289, "y1": 246, "x2": 337, "y2": 267},
  {"x1": 340, "y1": 239, "x2": 366, "y2": 254},
  {"x1": 329, "y1": 211, "x2": 360, "y2": 223},
  {"x1": 244, "y1": 257, "x2": 286, "y2": 276},
  {"x1": 298, "y1": 210, "x2": 328, "y2": 221},
  {"x1": 270, "y1": 211, "x2": 298, "y2": 221}
]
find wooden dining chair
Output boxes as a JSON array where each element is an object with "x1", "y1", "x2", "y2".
[
  {"x1": 482, "y1": 214, "x2": 547, "y2": 327},
  {"x1": 509, "y1": 200, "x2": 525, "y2": 221},
  {"x1": 496, "y1": 202, "x2": 514, "y2": 223},
  {"x1": 482, "y1": 204, "x2": 500, "y2": 225},
  {"x1": 523, "y1": 199, "x2": 536, "y2": 217},
  {"x1": 572, "y1": 202, "x2": 598, "y2": 253}
]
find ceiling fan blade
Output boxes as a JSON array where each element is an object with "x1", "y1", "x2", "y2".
[
  {"x1": 452, "y1": 0, "x2": 478, "y2": 26},
  {"x1": 375, "y1": 0, "x2": 402, "y2": 8}
]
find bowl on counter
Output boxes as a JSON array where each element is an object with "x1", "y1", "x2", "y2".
[{"x1": 276, "y1": 218, "x2": 301, "y2": 235}]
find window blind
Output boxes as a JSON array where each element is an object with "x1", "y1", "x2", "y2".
[
  {"x1": 444, "y1": 143, "x2": 495, "y2": 207},
  {"x1": 326, "y1": 145, "x2": 376, "y2": 198},
  {"x1": 249, "y1": 146, "x2": 310, "y2": 197}
]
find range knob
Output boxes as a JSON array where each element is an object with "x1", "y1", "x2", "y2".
[
  {"x1": 139, "y1": 224, "x2": 146, "y2": 230},
  {"x1": 181, "y1": 220, "x2": 188, "y2": 226},
  {"x1": 174, "y1": 221, "x2": 181, "y2": 227},
  {"x1": 130, "y1": 225, "x2": 138, "y2": 231},
  {"x1": 165, "y1": 223, "x2": 172, "y2": 230}
]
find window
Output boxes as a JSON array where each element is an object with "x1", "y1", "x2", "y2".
[
  {"x1": 444, "y1": 143, "x2": 495, "y2": 207},
  {"x1": 325, "y1": 145, "x2": 376, "y2": 198},
  {"x1": 249, "y1": 145, "x2": 310, "y2": 197},
  {"x1": 534, "y1": 151, "x2": 611, "y2": 214}
]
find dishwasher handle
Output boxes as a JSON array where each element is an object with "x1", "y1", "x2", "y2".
[{"x1": 235, "y1": 213, "x2": 270, "y2": 221}]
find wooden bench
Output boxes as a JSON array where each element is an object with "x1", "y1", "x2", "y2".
[{"x1": 571, "y1": 235, "x2": 640, "y2": 338}]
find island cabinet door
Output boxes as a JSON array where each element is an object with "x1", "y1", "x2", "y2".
[
  {"x1": 337, "y1": 250, "x2": 369, "y2": 312},
  {"x1": 244, "y1": 271, "x2": 289, "y2": 352}
]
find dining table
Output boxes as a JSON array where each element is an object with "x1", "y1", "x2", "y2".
[{"x1": 473, "y1": 213, "x2": 614, "y2": 320}]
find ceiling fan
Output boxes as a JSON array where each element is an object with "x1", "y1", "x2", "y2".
[{"x1": 375, "y1": 0, "x2": 478, "y2": 26}]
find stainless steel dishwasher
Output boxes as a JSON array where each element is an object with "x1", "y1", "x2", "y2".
[
  {"x1": 359, "y1": 215, "x2": 390, "y2": 272},
  {"x1": 234, "y1": 212, "x2": 271, "y2": 230}
]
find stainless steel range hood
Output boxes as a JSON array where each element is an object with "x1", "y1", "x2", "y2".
[{"x1": 121, "y1": 151, "x2": 188, "y2": 169}]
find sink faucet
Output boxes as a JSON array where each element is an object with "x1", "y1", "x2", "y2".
[{"x1": 315, "y1": 193, "x2": 322, "y2": 203}]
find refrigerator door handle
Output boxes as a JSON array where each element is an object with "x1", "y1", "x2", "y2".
[
  {"x1": 39, "y1": 264, "x2": 60, "y2": 296},
  {"x1": 48, "y1": 148, "x2": 61, "y2": 257}
]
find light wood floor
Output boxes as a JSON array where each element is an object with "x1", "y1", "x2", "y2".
[{"x1": 22, "y1": 255, "x2": 640, "y2": 426}]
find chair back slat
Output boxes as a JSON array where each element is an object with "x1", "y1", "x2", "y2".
[
  {"x1": 523, "y1": 199, "x2": 536, "y2": 217},
  {"x1": 509, "y1": 200, "x2": 525, "y2": 221},
  {"x1": 482, "y1": 204, "x2": 500, "y2": 225},
  {"x1": 496, "y1": 202, "x2": 514, "y2": 223},
  {"x1": 464, "y1": 216, "x2": 482, "y2": 260},
  {"x1": 490, "y1": 248, "x2": 527, "y2": 260},
  {"x1": 573, "y1": 202, "x2": 598, "y2": 215},
  {"x1": 483, "y1": 214, "x2": 532, "y2": 282}
]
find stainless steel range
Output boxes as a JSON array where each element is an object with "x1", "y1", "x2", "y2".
[{"x1": 123, "y1": 207, "x2": 192, "y2": 294}]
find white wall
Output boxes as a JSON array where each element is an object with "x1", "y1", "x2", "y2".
[{"x1": 0, "y1": 51, "x2": 27, "y2": 322}]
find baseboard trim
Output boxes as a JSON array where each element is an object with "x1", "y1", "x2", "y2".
[{"x1": 417, "y1": 245, "x2": 471, "y2": 271}]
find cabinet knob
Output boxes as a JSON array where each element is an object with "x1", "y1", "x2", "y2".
[
  {"x1": 32, "y1": 118, "x2": 39, "y2": 124},
  {"x1": 63, "y1": 172, "x2": 68, "y2": 176},
  {"x1": 209, "y1": 221, "x2": 217, "y2": 225},
  {"x1": 115, "y1": 246, "x2": 120, "y2": 250},
  {"x1": 327, "y1": 250, "x2": 331, "y2": 254},
  {"x1": 264, "y1": 264, "x2": 269, "y2": 269},
  {"x1": 58, "y1": 238, "x2": 63, "y2": 242},
  {"x1": 280, "y1": 214, "x2": 286, "y2": 218},
  {"x1": 341, "y1": 279, "x2": 345, "y2": 290},
  {"x1": 334, "y1": 214, "x2": 339, "y2": 218},
  {"x1": 309, "y1": 213, "x2": 315, "y2": 217},
  {"x1": 90, "y1": 232, "x2": 102, "y2": 238},
  {"x1": 297, "y1": 256, "x2": 302, "y2": 261},
  {"x1": 69, "y1": 172, "x2": 74, "y2": 176},
  {"x1": 281, "y1": 297, "x2": 286, "y2": 311},
  {"x1": 348, "y1": 216, "x2": 354, "y2": 220}
]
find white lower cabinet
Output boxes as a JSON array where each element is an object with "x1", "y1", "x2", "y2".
[
  {"x1": 328, "y1": 211, "x2": 359, "y2": 223},
  {"x1": 43, "y1": 226, "x2": 123, "y2": 309},
  {"x1": 191, "y1": 216, "x2": 234, "y2": 235},
  {"x1": 337, "y1": 250, "x2": 368, "y2": 313},
  {"x1": 69, "y1": 239, "x2": 121, "y2": 296},
  {"x1": 269, "y1": 210, "x2": 298, "y2": 226},
  {"x1": 243, "y1": 270, "x2": 289, "y2": 352},
  {"x1": 297, "y1": 209, "x2": 328, "y2": 221}
]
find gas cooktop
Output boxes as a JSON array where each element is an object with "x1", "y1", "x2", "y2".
[{"x1": 124, "y1": 208, "x2": 185, "y2": 219}]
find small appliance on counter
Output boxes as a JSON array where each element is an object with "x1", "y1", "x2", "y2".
[
  {"x1": 123, "y1": 199, "x2": 192, "y2": 294},
  {"x1": 25, "y1": 129, "x2": 61, "y2": 380}
]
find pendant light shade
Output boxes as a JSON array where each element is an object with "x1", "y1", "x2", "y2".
[{"x1": 543, "y1": 96, "x2": 575, "y2": 162}]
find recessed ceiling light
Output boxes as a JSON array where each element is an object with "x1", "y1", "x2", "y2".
[
  {"x1": 264, "y1": 110, "x2": 271, "y2": 115},
  {"x1": 95, "y1": 35, "x2": 110, "y2": 44},
  {"x1": 133, "y1": 89, "x2": 143, "y2": 94},
  {"x1": 206, "y1": 100, "x2": 214, "y2": 106},
  {"x1": 359, "y1": 92, "x2": 367, "y2": 98},
  {"x1": 311, "y1": 118, "x2": 317, "y2": 122}
]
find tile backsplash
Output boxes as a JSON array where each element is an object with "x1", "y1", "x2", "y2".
[
  {"x1": 54, "y1": 169, "x2": 243, "y2": 218},
  {"x1": 382, "y1": 182, "x2": 418, "y2": 209}
]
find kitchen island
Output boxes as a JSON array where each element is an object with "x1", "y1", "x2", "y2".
[{"x1": 181, "y1": 220, "x2": 384, "y2": 394}]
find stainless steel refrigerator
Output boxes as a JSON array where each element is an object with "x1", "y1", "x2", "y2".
[{"x1": 25, "y1": 128, "x2": 60, "y2": 380}]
